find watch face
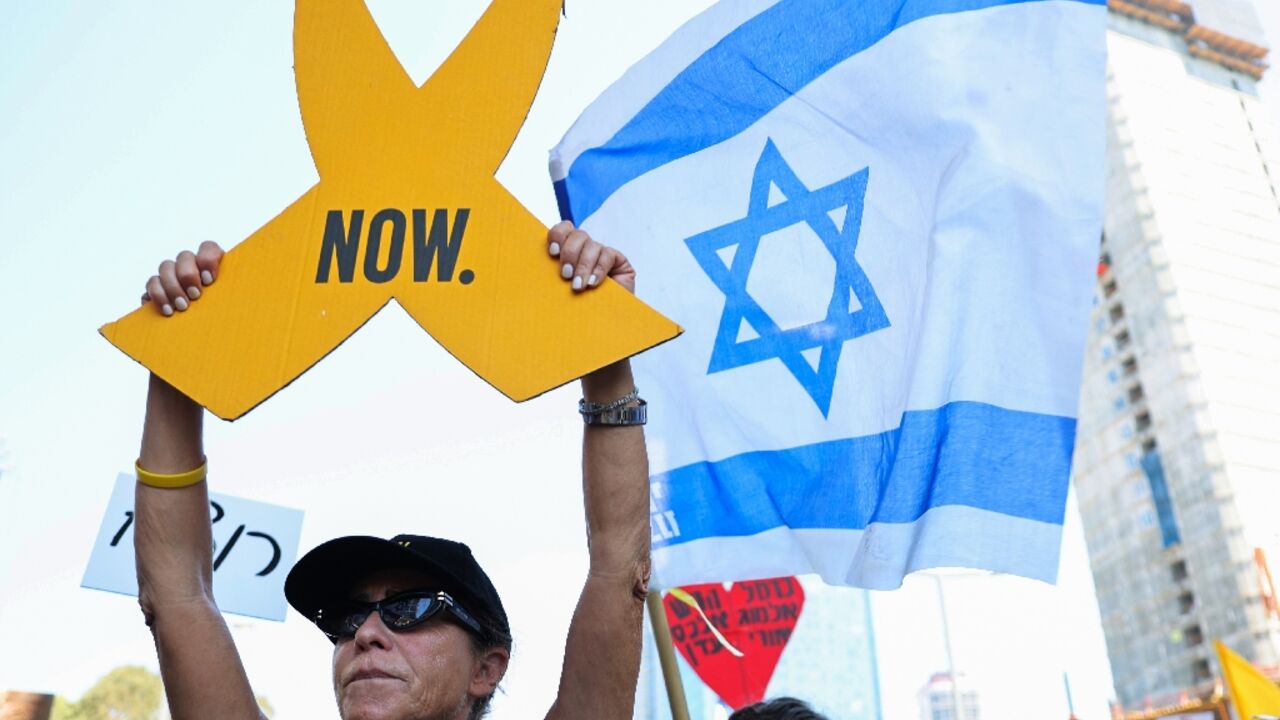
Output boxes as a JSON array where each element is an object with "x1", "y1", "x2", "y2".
[
  {"x1": 582, "y1": 397, "x2": 645, "y2": 426},
  {"x1": 587, "y1": 404, "x2": 646, "y2": 426}
]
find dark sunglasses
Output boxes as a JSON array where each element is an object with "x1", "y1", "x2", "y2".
[{"x1": 313, "y1": 590, "x2": 483, "y2": 643}]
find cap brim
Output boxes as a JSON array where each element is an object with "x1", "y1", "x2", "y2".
[{"x1": 284, "y1": 536, "x2": 473, "y2": 622}]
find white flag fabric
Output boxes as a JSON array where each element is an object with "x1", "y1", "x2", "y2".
[{"x1": 551, "y1": 0, "x2": 1105, "y2": 589}]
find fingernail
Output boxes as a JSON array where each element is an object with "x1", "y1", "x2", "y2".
[
  {"x1": 561, "y1": 263, "x2": 573, "y2": 279},
  {"x1": 549, "y1": 242, "x2": 560, "y2": 257},
  {"x1": 174, "y1": 296, "x2": 189, "y2": 311},
  {"x1": 161, "y1": 304, "x2": 174, "y2": 317},
  {"x1": 588, "y1": 274, "x2": 598, "y2": 287},
  {"x1": 201, "y1": 270, "x2": 214, "y2": 286},
  {"x1": 572, "y1": 276, "x2": 583, "y2": 291},
  {"x1": 187, "y1": 286, "x2": 201, "y2": 300}
]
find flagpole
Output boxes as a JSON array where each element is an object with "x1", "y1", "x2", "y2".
[
  {"x1": 1064, "y1": 672, "x2": 1079, "y2": 720},
  {"x1": 932, "y1": 574, "x2": 966, "y2": 720},
  {"x1": 646, "y1": 590, "x2": 693, "y2": 720}
]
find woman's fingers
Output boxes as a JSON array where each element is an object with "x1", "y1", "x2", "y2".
[
  {"x1": 146, "y1": 275, "x2": 174, "y2": 317},
  {"x1": 144, "y1": 242, "x2": 225, "y2": 317},
  {"x1": 590, "y1": 247, "x2": 618, "y2": 288},
  {"x1": 157, "y1": 260, "x2": 189, "y2": 312},
  {"x1": 558, "y1": 230, "x2": 590, "y2": 282},
  {"x1": 604, "y1": 249, "x2": 637, "y2": 294},
  {"x1": 544, "y1": 223, "x2": 636, "y2": 294},
  {"x1": 175, "y1": 252, "x2": 201, "y2": 301},
  {"x1": 573, "y1": 241, "x2": 603, "y2": 292},
  {"x1": 548, "y1": 221, "x2": 573, "y2": 259},
  {"x1": 195, "y1": 241, "x2": 224, "y2": 286}
]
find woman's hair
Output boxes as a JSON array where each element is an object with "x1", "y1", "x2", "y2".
[
  {"x1": 729, "y1": 697, "x2": 829, "y2": 720},
  {"x1": 465, "y1": 609, "x2": 514, "y2": 720}
]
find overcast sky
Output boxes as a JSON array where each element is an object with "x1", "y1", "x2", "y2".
[{"x1": 1, "y1": 2, "x2": 1277, "y2": 719}]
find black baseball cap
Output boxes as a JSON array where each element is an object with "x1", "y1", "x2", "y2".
[{"x1": 284, "y1": 534, "x2": 508, "y2": 638}]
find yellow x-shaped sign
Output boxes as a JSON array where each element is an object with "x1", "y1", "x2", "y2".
[{"x1": 100, "y1": 0, "x2": 681, "y2": 420}]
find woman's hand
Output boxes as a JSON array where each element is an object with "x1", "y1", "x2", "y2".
[
  {"x1": 550, "y1": 222, "x2": 641, "y2": 396},
  {"x1": 548, "y1": 221, "x2": 636, "y2": 294},
  {"x1": 142, "y1": 241, "x2": 225, "y2": 316}
]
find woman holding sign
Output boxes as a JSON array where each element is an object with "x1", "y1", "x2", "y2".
[{"x1": 133, "y1": 224, "x2": 649, "y2": 720}]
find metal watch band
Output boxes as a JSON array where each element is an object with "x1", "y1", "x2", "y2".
[
  {"x1": 579, "y1": 387, "x2": 640, "y2": 416},
  {"x1": 582, "y1": 399, "x2": 647, "y2": 426}
]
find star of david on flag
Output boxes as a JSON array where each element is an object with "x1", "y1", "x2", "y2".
[
  {"x1": 687, "y1": 139, "x2": 888, "y2": 417},
  {"x1": 552, "y1": 0, "x2": 1106, "y2": 589}
]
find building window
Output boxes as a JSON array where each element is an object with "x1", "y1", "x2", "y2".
[
  {"x1": 1193, "y1": 658, "x2": 1211, "y2": 681},
  {"x1": 1110, "y1": 304, "x2": 1126, "y2": 323},
  {"x1": 1185, "y1": 625, "x2": 1204, "y2": 647},
  {"x1": 1129, "y1": 384, "x2": 1145, "y2": 403},
  {"x1": 1136, "y1": 411, "x2": 1152, "y2": 433},
  {"x1": 1142, "y1": 437, "x2": 1158, "y2": 453},
  {"x1": 1116, "y1": 330, "x2": 1132, "y2": 351},
  {"x1": 1179, "y1": 591, "x2": 1195, "y2": 615},
  {"x1": 1123, "y1": 357, "x2": 1138, "y2": 377},
  {"x1": 1104, "y1": 279, "x2": 1119, "y2": 298},
  {"x1": 1172, "y1": 560, "x2": 1189, "y2": 583}
]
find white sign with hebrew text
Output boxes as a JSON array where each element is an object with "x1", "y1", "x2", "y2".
[{"x1": 82, "y1": 473, "x2": 304, "y2": 621}]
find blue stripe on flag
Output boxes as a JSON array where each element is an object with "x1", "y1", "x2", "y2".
[
  {"x1": 558, "y1": 0, "x2": 1104, "y2": 225},
  {"x1": 650, "y1": 401, "x2": 1075, "y2": 548}
]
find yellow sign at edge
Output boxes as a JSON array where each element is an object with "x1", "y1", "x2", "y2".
[
  {"x1": 1217, "y1": 640, "x2": 1280, "y2": 720},
  {"x1": 100, "y1": 0, "x2": 682, "y2": 420}
]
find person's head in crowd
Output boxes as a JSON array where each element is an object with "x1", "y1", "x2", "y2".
[
  {"x1": 729, "y1": 697, "x2": 829, "y2": 720},
  {"x1": 285, "y1": 534, "x2": 513, "y2": 720}
]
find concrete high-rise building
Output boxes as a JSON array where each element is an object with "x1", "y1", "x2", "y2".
[
  {"x1": 634, "y1": 577, "x2": 881, "y2": 720},
  {"x1": 916, "y1": 673, "x2": 980, "y2": 720},
  {"x1": 1071, "y1": 0, "x2": 1280, "y2": 710}
]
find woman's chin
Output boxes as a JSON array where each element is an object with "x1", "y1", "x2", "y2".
[{"x1": 339, "y1": 685, "x2": 407, "y2": 720}]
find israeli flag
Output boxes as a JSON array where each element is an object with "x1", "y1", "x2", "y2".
[{"x1": 552, "y1": 0, "x2": 1105, "y2": 589}]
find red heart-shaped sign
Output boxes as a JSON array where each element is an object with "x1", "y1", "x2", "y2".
[{"x1": 663, "y1": 576, "x2": 805, "y2": 709}]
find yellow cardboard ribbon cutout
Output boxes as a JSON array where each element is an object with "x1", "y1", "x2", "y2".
[
  {"x1": 100, "y1": 0, "x2": 681, "y2": 420},
  {"x1": 667, "y1": 587, "x2": 745, "y2": 657}
]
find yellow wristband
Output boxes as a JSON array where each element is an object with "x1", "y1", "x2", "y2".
[{"x1": 135, "y1": 459, "x2": 208, "y2": 489}]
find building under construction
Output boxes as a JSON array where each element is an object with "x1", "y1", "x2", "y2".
[{"x1": 1072, "y1": 0, "x2": 1280, "y2": 711}]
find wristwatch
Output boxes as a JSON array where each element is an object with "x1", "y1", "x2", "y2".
[{"x1": 582, "y1": 399, "x2": 647, "y2": 426}]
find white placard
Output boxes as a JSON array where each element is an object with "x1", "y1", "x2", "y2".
[{"x1": 82, "y1": 473, "x2": 304, "y2": 622}]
